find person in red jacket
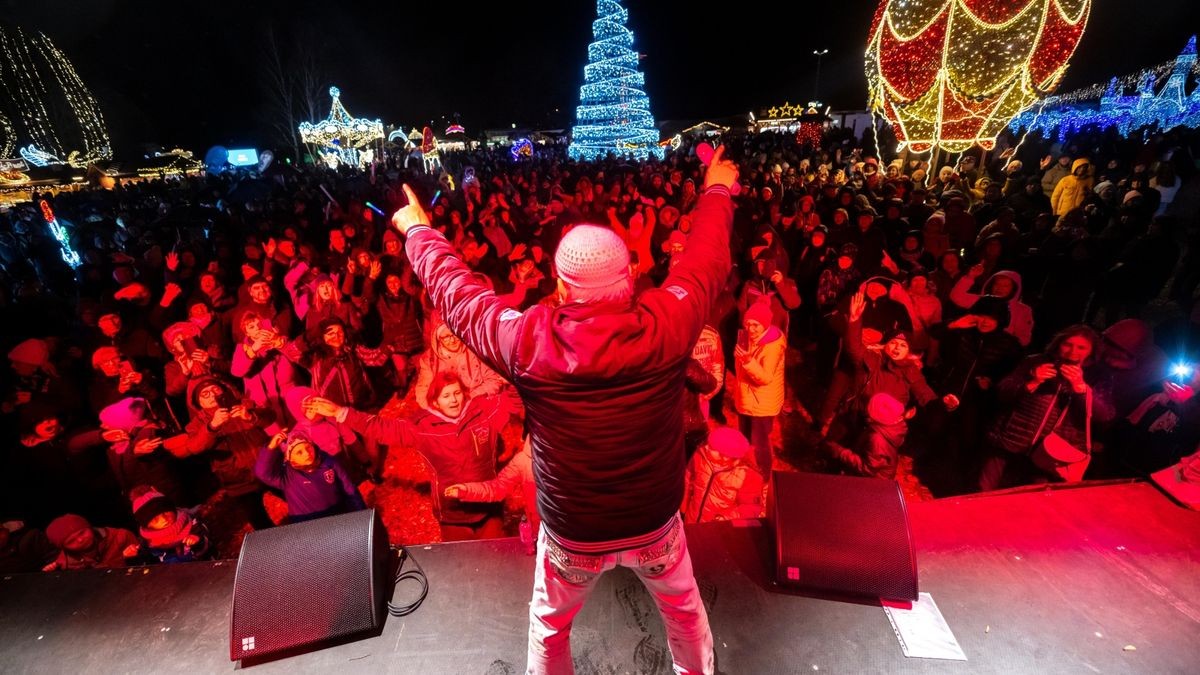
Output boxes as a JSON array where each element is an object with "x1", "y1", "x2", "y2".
[
  {"x1": 309, "y1": 372, "x2": 518, "y2": 541},
  {"x1": 383, "y1": 148, "x2": 738, "y2": 674}
]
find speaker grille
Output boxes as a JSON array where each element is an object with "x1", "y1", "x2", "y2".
[
  {"x1": 230, "y1": 509, "x2": 386, "y2": 660},
  {"x1": 769, "y1": 471, "x2": 918, "y2": 601}
]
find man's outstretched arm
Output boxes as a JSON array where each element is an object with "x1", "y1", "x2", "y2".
[{"x1": 391, "y1": 184, "x2": 518, "y2": 377}]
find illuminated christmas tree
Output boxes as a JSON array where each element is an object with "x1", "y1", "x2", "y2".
[{"x1": 568, "y1": 0, "x2": 663, "y2": 161}]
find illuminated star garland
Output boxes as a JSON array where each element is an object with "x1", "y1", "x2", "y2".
[
  {"x1": 39, "y1": 199, "x2": 81, "y2": 269},
  {"x1": 865, "y1": 0, "x2": 1091, "y2": 153},
  {"x1": 568, "y1": 0, "x2": 664, "y2": 161},
  {"x1": 0, "y1": 23, "x2": 111, "y2": 166},
  {"x1": 1010, "y1": 35, "x2": 1200, "y2": 140},
  {"x1": 298, "y1": 86, "x2": 384, "y2": 169}
]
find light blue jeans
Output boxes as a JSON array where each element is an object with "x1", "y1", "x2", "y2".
[{"x1": 526, "y1": 514, "x2": 714, "y2": 674}]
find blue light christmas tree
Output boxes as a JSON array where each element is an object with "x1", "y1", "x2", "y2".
[{"x1": 568, "y1": 0, "x2": 663, "y2": 161}]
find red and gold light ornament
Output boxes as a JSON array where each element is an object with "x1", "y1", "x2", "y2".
[{"x1": 866, "y1": 0, "x2": 1090, "y2": 153}]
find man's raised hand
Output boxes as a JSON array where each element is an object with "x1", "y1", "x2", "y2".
[{"x1": 391, "y1": 184, "x2": 431, "y2": 237}]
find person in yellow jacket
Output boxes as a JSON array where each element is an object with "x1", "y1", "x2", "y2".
[
  {"x1": 1051, "y1": 158, "x2": 1093, "y2": 216},
  {"x1": 734, "y1": 301, "x2": 786, "y2": 478}
]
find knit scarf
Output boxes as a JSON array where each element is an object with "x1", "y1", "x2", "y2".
[{"x1": 139, "y1": 509, "x2": 195, "y2": 550}]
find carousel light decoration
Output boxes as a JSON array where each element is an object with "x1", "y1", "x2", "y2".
[
  {"x1": 0, "y1": 22, "x2": 110, "y2": 166},
  {"x1": 445, "y1": 123, "x2": 466, "y2": 135},
  {"x1": 298, "y1": 86, "x2": 383, "y2": 169},
  {"x1": 39, "y1": 198, "x2": 81, "y2": 269},
  {"x1": 865, "y1": 0, "x2": 1091, "y2": 153},
  {"x1": 568, "y1": 0, "x2": 663, "y2": 161},
  {"x1": 1010, "y1": 35, "x2": 1200, "y2": 140}
]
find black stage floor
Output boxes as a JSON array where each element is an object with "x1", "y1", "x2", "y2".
[{"x1": 2, "y1": 482, "x2": 1198, "y2": 673}]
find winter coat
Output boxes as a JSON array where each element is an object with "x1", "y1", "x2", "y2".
[
  {"x1": 843, "y1": 318, "x2": 937, "y2": 415},
  {"x1": 932, "y1": 324, "x2": 1023, "y2": 399},
  {"x1": 414, "y1": 319, "x2": 505, "y2": 410},
  {"x1": 343, "y1": 393, "x2": 517, "y2": 524},
  {"x1": 377, "y1": 286, "x2": 425, "y2": 355},
  {"x1": 1051, "y1": 159, "x2": 1093, "y2": 216},
  {"x1": 297, "y1": 344, "x2": 388, "y2": 410},
  {"x1": 949, "y1": 270, "x2": 1035, "y2": 346},
  {"x1": 230, "y1": 339, "x2": 297, "y2": 432},
  {"x1": 99, "y1": 398, "x2": 189, "y2": 504},
  {"x1": 449, "y1": 441, "x2": 539, "y2": 533},
  {"x1": 184, "y1": 378, "x2": 271, "y2": 496},
  {"x1": 47, "y1": 527, "x2": 138, "y2": 571},
  {"x1": 986, "y1": 355, "x2": 1115, "y2": 455},
  {"x1": 1041, "y1": 162, "x2": 1072, "y2": 196},
  {"x1": 734, "y1": 325, "x2": 786, "y2": 417},
  {"x1": 254, "y1": 447, "x2": 364, "y2": 522},
  {"x1": 404, "y1": 186, "x2": 733, "y2": 544},
  {"x1": 681, "y1": 449, "x2": 764, "y2": 523}
]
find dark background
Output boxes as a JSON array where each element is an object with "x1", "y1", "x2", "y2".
[{"x1": 2, "y1": 0, "x2": 1196, "y2": 155}]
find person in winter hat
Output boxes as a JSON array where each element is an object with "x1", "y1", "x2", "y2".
[
  {"x1": 1051, "y1": 158, "x2": 1093, "y2": 216},
  {"x1": 387, "y1": 150, "x2": 737, "y2": 672},
  {"x1": 98, "y1": 397, "x2": 191, "y2": 505},
  {"x1": 127, "y1": 486, "x2": 211, "y2": 564},
  {"x1": 682, "y1": 427, "x2": 764, "y2": 523},
  {"x1": 182, "y1": 376, "x2": 274, "y2": 529},
  {"x1": 42, "y1": 513, "x2": 139, "y2": 572},
  {"x1": 949, "y1": 269, "x2": 1034, "y2": 346},
  {"x1": 822, "y1": 292, "x2": 960, "y2": 460},
  {"x1": 827, "y1": 393, "x2": 910, "y2": 479},
  {"x1": 1094, "y1": 318, "x2": 1168, "y2": 419},
  {"x1": 254, "y1": 431, "x2": 365, "y2": 523},
  {"x1": 734, "y1": 301, "x2": 786, "y2": 478}
]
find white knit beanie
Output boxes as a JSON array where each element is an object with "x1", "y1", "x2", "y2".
[{"x1": 554, "y1": 225, "x2": 630, "y2": 290}]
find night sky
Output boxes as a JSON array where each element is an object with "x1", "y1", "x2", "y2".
[{"x1": 3, "y1": 0, "x2": 1197, "y2": 156}]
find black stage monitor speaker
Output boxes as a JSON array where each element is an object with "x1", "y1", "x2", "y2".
[
  {"x1": 768, "y1": 471, "x2": 918, "y2": 601},
  {"x1": 230, "y1": 509, "x2": 390, "y2": 661}
]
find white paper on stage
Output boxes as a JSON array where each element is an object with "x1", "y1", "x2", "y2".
[{"x1": 882, "y1": 592, "x2": 967, "y2": 661}]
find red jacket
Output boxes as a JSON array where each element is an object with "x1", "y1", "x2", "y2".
[
  {"x1": 343, "y1": 393, "x2": 517, "y2": 524},
  {"x1": 405, "y1": 187, "x2": 734, "y2": 543}
]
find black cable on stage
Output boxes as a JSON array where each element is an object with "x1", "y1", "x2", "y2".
[{"x1": 387, "y1": 546, "x2": 428, "y2": 617}]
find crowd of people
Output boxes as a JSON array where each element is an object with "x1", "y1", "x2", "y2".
[{"x1": 1, "y1": 122, "x2": 1198, "y2": 574}]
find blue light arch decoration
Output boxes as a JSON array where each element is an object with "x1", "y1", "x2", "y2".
[
  {"x1": 567, "y1": 0, "x2": 664, "y2": 161},
  {"x1": 1010, "y1": 36, "x2": 1200, "y2": 141}
]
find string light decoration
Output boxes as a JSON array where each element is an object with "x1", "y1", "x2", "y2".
[
  {"x1": 865, "y1": 0, "x2": 1091, "y2": 153},
  {"x1": 568, "y1": 0, "x2": 664, "y2": 161},
  {"x1": 510, "y1": 137, "x2": 534, "y2": 160},
  {"x1": 1010, "y1": 36, "x2": 1200, "y2": 140},
  {"x1": 298, "y1": 86, "x2": 383, "y2": 169},
  {"x1": 0, "y1": 22, "x2": 111, "y2": 166},
  {"x1": 39, "y1": 198, "x2": 81, "y2": 269},
  {"x1": 0, "y1": 109, "x2": 14, "y2": 158}
]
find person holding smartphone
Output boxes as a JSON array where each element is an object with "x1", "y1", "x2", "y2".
[{"x1": 733, "y1": 302, "x2": 786, "y2": 479}]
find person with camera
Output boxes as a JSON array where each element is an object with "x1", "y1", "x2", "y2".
[
  {"x1": 979, "y1": 325, "x2": 1115, "y2": 490},
  {"x1": 181, "y1": 376, "x2": 274, "y2": 530},
  {"x1": 230, "y1": 311, "x2": 296, "y2": 435},
  {"x1": 161, "y1": 321, "x2": 214, "y2": 401}
]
